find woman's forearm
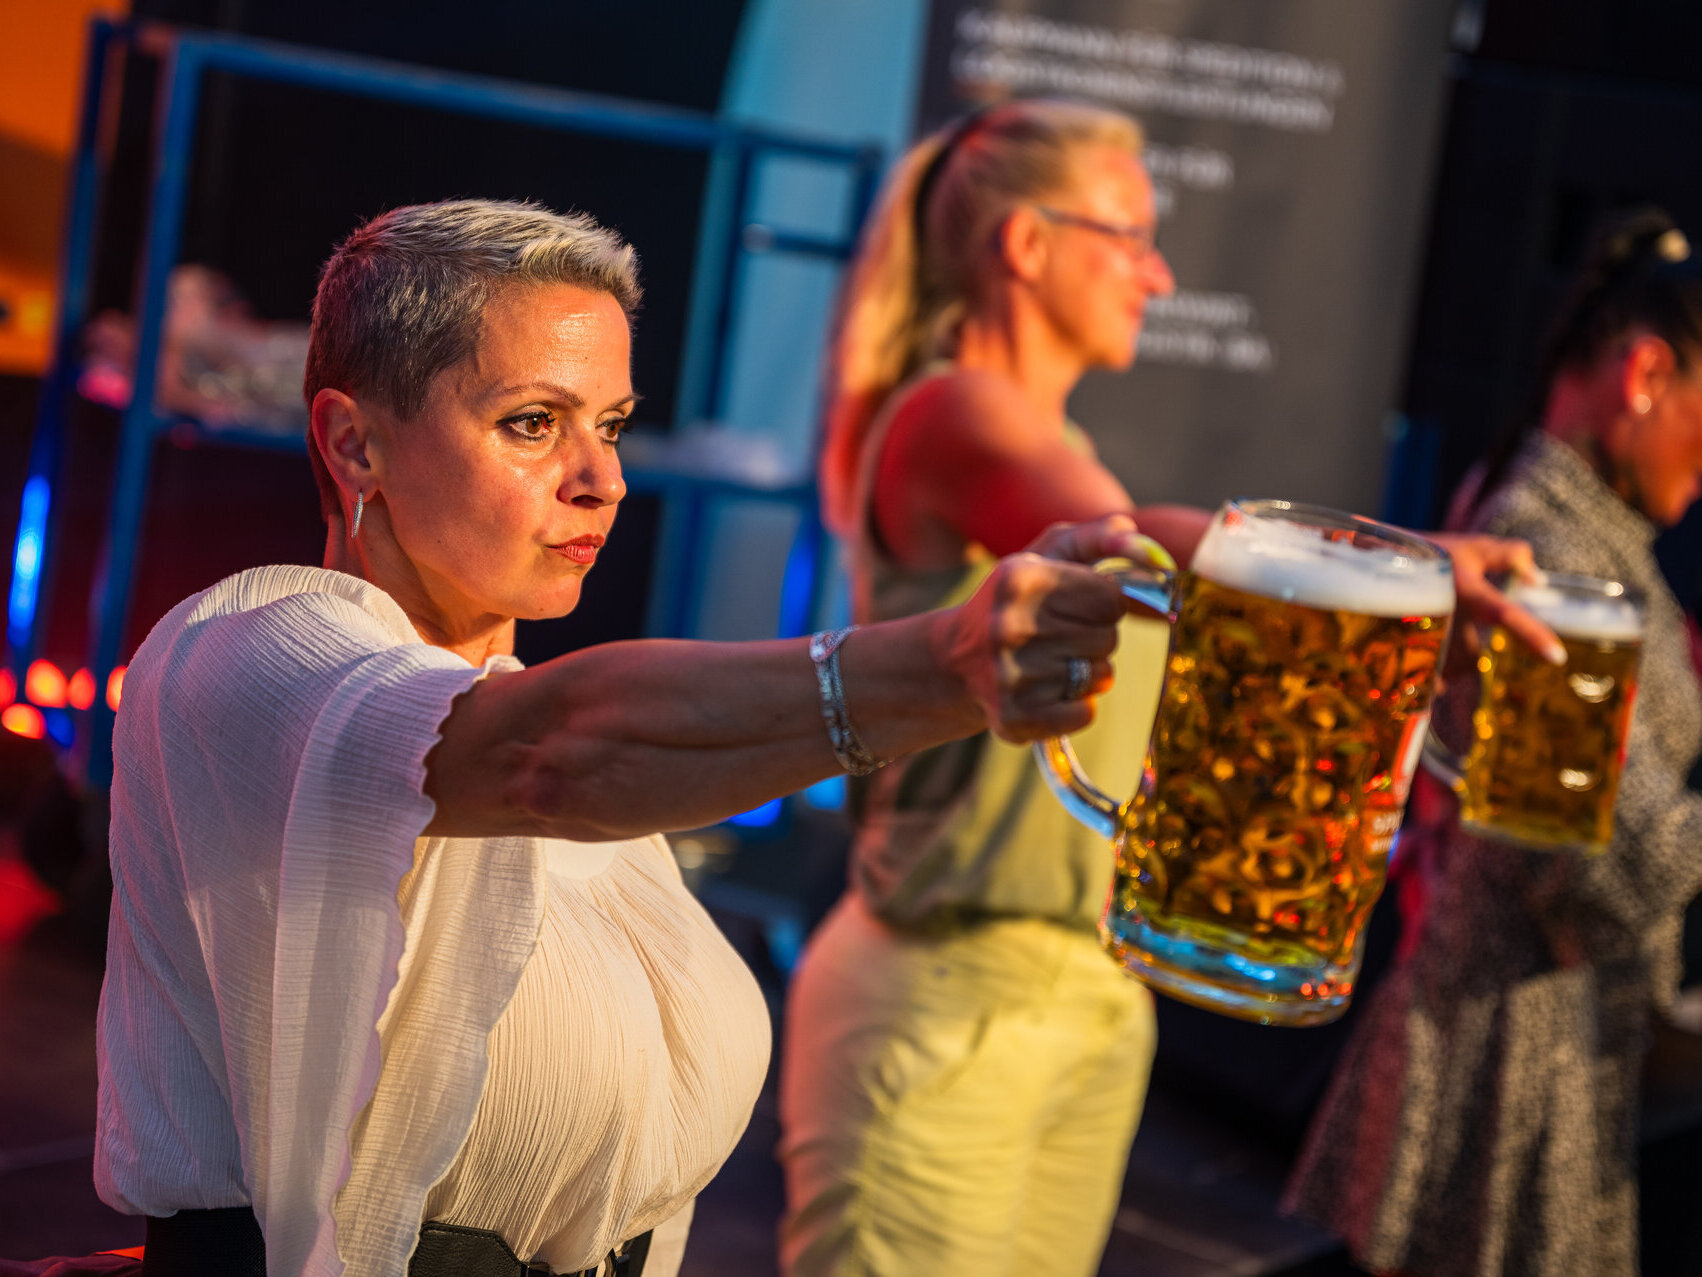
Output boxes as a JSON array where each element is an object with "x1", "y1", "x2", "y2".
[
  {"x1": 425, "y1": 615, "x2": 975, "y2": 840},
  {"x1": 424, "y1": 523, "x2": 1137, "y2": 842}
]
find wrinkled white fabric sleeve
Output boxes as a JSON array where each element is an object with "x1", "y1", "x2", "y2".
[
  {"x1": 264, "y1": 636, "x2": 538, "y2": 1277},
  {"x1": 108, "y1": 573, "x2": 538, "y2": 1277}
]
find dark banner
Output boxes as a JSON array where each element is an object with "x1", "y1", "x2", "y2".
[{"x1": 915, "y1": 0, "x2": 1456, "y2": 515}]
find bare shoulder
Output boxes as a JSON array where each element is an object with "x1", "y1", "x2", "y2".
[
  {"x1": 872, "y1": 366, "x2": 1131, "y2": 556},
  {"x1": 884, "y1": 367, "x2": 1043, "y2": 470}
]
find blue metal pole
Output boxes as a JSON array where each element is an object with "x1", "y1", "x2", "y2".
[
  {"x1": 704, "y1": 144, "x2": 755, "y2": 423},
  {"x1": 774, "y1": 505, "x2": 822, "y2": 639},
  {"x1": 642, "y1": 143, "x2": 753, "y2": 640},
  {"x1": 86, "y1": 37, "x2": 204, "y2": 787},
  {"x1": 7, "y1": 17, "x2": 121, "y2": 668},
  {"x1": 846, "y1": 146, "x2": 884, "y2": 244},
  {"x1": 171, "y1": 26, "x2": 869, "y2": 165},
  {"x1": 674, "y1": 138, "x2": 743, "y2": 432},
  {"x1": 642, "y1": 483, "x2": 704, "y2": 639},
  {"x1": 776, "y1": 144, "x2": 883, "y2": 644},
  {"x1": 736, "y1": 225, "x2": 856, "y2": 262},
  {"x1": 674, "y1": 491, "x2": 718, "y2": 642}
]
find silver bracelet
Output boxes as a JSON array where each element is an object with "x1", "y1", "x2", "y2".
[{"x1": 808, "y1": 626, "x2": 885, "y2": 777}]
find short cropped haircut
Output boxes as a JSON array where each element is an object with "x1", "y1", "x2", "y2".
[{"x1": 303, "y1": 198, "x2": 642, "y2": 519}]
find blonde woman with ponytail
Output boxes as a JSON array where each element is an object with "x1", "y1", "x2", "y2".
[
  {"x1": 779, "y1": 98, "x2": 1194, "y2": 1277},
  {"x1": 1287, "y1": 209, "x2": 1702, "y2": 1277}
]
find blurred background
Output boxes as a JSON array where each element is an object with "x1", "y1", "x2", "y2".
[{"x1": 2, "y1": 0, "x2": 1700, "y2": 1272}]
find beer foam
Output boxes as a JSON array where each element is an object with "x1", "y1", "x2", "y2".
[
  {"x1": 1508, "y1": 584, "x2": 1642, "y2": 642},
  {"x1": 1192, "y1": 516, "x2": 1455, "y2": 618}
]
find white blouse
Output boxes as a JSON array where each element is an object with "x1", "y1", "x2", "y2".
[{"x1": 95, "y1": 565, "x2": 771, "y2": 1276}]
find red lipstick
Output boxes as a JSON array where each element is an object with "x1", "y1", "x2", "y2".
[{"x1": 554, "y1": 534, "x2": 604, "y2": 565}]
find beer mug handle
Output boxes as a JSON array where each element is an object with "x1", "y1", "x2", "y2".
[
  {"x1": 1418, "y1": 724, "x2": 1469, "y2": 798},
  {"x1": 1032, "y1": 540, "x2": 1179, "y2": 841}
]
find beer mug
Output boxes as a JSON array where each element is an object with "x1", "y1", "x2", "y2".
[
  {"x1": 1421, "y1": 572, "x2": 1643, "y2": 854},
  {"x1": 1035, "y1": 499, "x2": 1455, "y2": 1026}
]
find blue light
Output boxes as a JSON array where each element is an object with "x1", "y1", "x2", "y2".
[
  {"x1": 728, "y1": 798, "x2": 783, "y2": 828},
  {"x1": 803, "y1": 774, "x2": 846, "y2": 809},
  {"x1": 775, "y1": 518, "x2": 818, "y2": 638},
  {"x1": 41, "y1": 707, "x2": 74, "y2": 749},
  {"x1": 764, "y1": 915, "x2": 806, "y2": 975},
  {"x1": 7, "y1": 475, "x2": 50, "y2": 649}
]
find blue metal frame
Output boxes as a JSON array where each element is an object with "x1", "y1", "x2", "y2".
[
  {"x1": 12, "y1": 18, "x2": 882, "y2": 790},
  {"x1": 7, "y1": 17, "x2": 119, "y2": 661},
  {"x1": 1379, "y1": 412, "x2": 1444, "y2": 530}
]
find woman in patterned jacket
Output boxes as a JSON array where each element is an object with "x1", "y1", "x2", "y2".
[{"x1": 1286, "y1": 208, "x2": 1702, "y2": 1276}]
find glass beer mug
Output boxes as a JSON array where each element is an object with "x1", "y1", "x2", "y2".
[
  {"x1": 1036, "y1": 499, "x2": 1455, "y2": 1025},
  {"x1": 1421, "y1": 572, "x2": 1644, "y2": 854}
]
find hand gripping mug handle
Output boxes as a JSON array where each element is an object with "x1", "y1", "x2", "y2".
[{"x1": 1032, "y1": 536, "x2": 1179, "y2": 840}]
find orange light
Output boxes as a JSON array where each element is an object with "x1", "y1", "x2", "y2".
[
  {"x1": 106, "y1": 665, "x2": 127, "y2": 711},
  {"x1": 68, "y1": 667, "x2": 96, "y2": 711},
  {"x1": 25, "y1": 659, "x2": 67, "y2": 708},
  {"x1": 1, "y1": 704, "x2": 46, "y2": 739},
  {"x1": 0, "y1": 668, "x2": 14, "y2": 706}
]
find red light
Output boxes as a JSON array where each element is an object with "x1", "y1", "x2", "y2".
[
  {"x1": 0, "y1": 668, "x2": 13, "y2": 706},
  {"x1": 107, "y1": 665, "x2": 127, "y2": 711},
  {"x1": 2, "y1": 704, "x2": 46, "y2": 739},
  {"x1": 0, "y1": 857, "x2": 61, "y2": 945},
  {"x1": 25, "y1": 660, "x2": 67, "y2": 708},
  {"x1": 68, "y1": 668, "x2": 96, "y2": 711}
]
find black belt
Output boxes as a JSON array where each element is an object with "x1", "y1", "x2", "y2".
[{"x1": 143, "y1": 1207, "x2": 652, "y2": 1277}]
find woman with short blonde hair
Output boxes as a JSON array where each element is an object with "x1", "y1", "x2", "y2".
[{"x1": 93, "y1": 197, "x2": 1144, "y2": 1277}]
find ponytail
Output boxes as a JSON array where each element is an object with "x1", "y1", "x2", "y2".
[{"x1": 817, "y1": 132, "x2": 954, "y2": 535}]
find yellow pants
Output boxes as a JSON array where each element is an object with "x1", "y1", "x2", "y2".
[{"x1": 778, "y1": 893, "x2": 1156, "y2": 1276}]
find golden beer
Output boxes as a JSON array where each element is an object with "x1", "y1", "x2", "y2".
[
  {"x1": 1456, "y1": 578, "x2": 1642, "y2": 853},
  {"x1": 1037, "y1": 500, "x2": 1454, "y2": 1025}
]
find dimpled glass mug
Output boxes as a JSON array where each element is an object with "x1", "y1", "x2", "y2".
[
  {"x1": 1422, "y1": 572, "x2": 1643, "y2": 855},
  {"x1": 1036, "y1": 499, "x2": 1455, "y2": 1025}
]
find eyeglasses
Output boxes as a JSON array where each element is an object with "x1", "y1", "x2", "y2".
[{"x1": 1033, "y1": 205, "x2": 1156, "y2": 256}]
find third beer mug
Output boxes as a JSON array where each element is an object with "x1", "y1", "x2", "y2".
[
  {"x1": 1036, "y1": 499, "x2": 1454, "y2": 1025},
  {"x1": 1422, "y1": 572, "x2": 1643, "y2": 854}
]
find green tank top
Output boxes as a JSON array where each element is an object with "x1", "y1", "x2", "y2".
[{"x1": 846, "y1": 369, "x2": 1170, "y2": 934}]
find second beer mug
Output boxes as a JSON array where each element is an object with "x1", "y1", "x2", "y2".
[
  {"x1": 1036, "y1": 499, "x2": 1455, "y2": 1025},
  {"x1": 1421, "y1": 572, "x2": 1643, "y2": 854}
]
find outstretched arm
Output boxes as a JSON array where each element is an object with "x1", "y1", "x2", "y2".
[{"x1": 423, "y1": 518, "x2": 1144, "y2": 840}]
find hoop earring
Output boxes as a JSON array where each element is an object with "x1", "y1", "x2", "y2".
[
  {"x1": 1633, "y1": 393, "x2": 1652, "y2": 415},
  {"x1": 350, "y1": 491, "x2": 364, "y2": 540}
]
